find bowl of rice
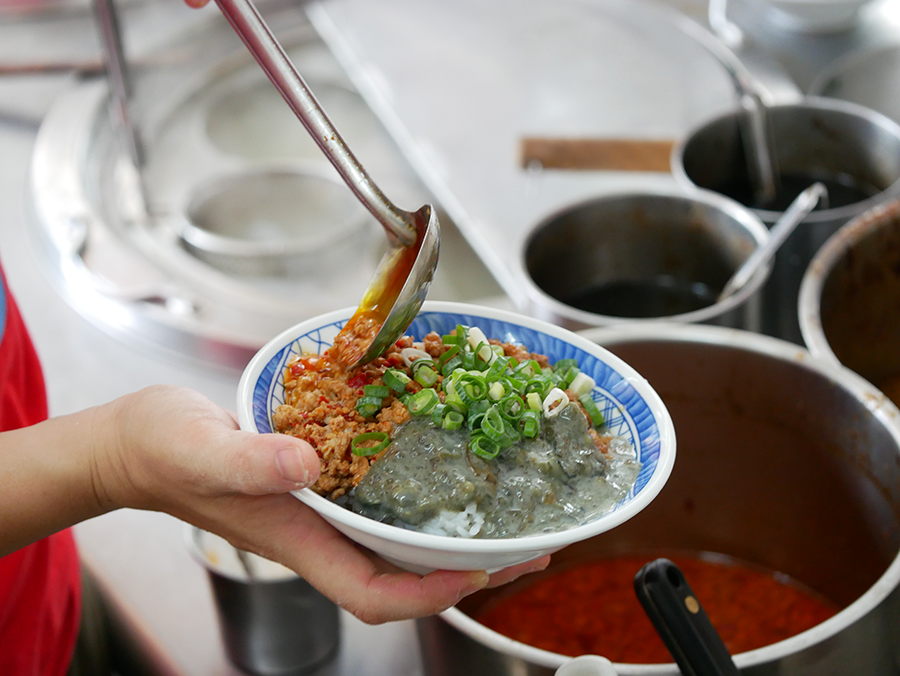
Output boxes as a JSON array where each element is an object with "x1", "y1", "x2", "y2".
[{"x1": 237, "y1": 301, "x2": 676, "y2": 574}]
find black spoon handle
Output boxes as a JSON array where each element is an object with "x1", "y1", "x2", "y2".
[{"x1": 634, "y1": 558, "x2": 741, "y2": 676}]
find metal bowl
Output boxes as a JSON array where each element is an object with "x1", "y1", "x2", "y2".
[
  {"x1": 418, "y1": 323, "x2": 900, "y2": 675},
  {"x1": 515, "y1": 187, "x2": 769, "y2": 333}
]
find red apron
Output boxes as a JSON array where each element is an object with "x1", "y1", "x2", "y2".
[{"x1": 0, "y1": 268, "x2": 81, "y2": 675}]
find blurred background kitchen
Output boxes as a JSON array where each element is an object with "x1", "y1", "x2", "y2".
[{"x1": 5, "y1": 0, "x2": 900, "y2": 672}]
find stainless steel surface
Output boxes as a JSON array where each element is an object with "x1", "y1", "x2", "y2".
[
  {"x1": 799, "y1": 197, "x2": 900, "y2": 388},
  {"x1": 672, "y1": 97, "x2": 900, "y2": 343},
  {"x1": 419, "y1": 323, "x2": 900, "y2": 675},
  {"x1": 718, "y1": 181, "x2": 826, "y2": 300},
  {"x1": 516, "y1": 187, "x2": 769, "y2": 330}
]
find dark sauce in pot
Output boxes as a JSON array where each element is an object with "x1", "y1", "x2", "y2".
[
  {"x1": 475, "y1": 554, "x2": 839, "y2": 663},
  {"x1": 716, "y1": 172, "x2": 879, "y2": 212},
  {"x1": 561, "y1": 276, "x2": 717, "y2": 318}
]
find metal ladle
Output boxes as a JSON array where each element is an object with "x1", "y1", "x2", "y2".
[
  {"x1": 674, "y1": 14, "x2": 779, "y2": 207},
  {"x1": 213, "y1": 0, "x2": 440, "y2": 368},
  {"x1": 717, "y1": 182, "x2": 827, "y2": 301}
]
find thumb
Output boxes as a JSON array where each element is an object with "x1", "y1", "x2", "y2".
[{"x1": 219, "y1": 432, "x2": 321, "y2": 495}]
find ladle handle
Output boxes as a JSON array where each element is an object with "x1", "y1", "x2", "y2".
[
  {"x1": 634, "y1": 559, "x2": 740, "y2": 676},
  {"x1": 213, "y1": 0, "x2": 416, "y2": 246}
]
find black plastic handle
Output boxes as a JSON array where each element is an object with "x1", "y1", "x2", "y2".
[{"x1": 634, "y1": 558, "x2": 741, "y2": 676}]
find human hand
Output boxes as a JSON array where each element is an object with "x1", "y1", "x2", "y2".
[{"x1": 96, "y1": 385, "x2": 548, "y2": 623}]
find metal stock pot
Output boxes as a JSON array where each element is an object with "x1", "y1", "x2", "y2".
[{"x1": 417, "y1": 324, "x2": 900, "y2": 676}]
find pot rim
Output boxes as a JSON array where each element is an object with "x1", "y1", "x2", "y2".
[{"x1": 439, "y1": 323, "x2": 900, "y2": 673}]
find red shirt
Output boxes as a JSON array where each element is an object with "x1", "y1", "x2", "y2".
[{"x1": 0, "y1": 270, "x2": 81, "y2": 675}]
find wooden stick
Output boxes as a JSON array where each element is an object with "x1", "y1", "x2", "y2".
[{"x1": 520, "y1": 137, "x2": 676, "y2": 172}]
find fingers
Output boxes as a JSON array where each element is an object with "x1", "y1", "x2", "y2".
[
  {"x1": 216, "y1": 431, "x2": 321, "y2": 496},
  {"x1": 184, "y1": 0, "x2": 210, "y2": 7},
  {"x1": 485, "y1": 555, "x2": 551, "y2": 588}
]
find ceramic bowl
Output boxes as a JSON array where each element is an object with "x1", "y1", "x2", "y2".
[{"x1": 236, "y1": 301, "x2": 676, "y2": 574}]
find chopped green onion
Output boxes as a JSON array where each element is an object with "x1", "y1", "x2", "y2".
[
  {"x1": 526, "y1": 392, "x2": 543, "y2": 411},
  {"x1": 414, "y1": 366, "x2": 438, "y2": 387},
  {"x1": 441, "y1": 355, "x2": 463, "y2": 377},
  {"x1": 519, "y1": 410, "x2": 541, "y2": 438},
  {"x1": 407, "y1": 388, "x2": 439, "y2": 415},
  {"x1": 438, "y1": 345, "x2": 460, "y2": 368},
  {"x1": 431, "y1": 403, "x2": 447, "y2": 426},
  {"x1": 364, "y1": 384, "x2": 390, "y2": 398},
  {"x1": 355, "y1": 395, "x2": 384, "y2": 418},
  {"x1": 488, "y1": 381, "x2": 506, "y2": 401},
  {"x1": 456, "y1": 372, "x2": 488, "y2": 404},
  {"x1": 554, "y1": 358, "x2": 579, "y2": 372},
  {"x1": 558, "y1": 366, "x2": 580, "y2": 388},
  {"x1": 569, "y1": 372, "x2": 597, "y2": 398},
  {"x1": 469, "y1": 433, "x2": 500, "y2": 460},
  {"x1": 579, "y1": 393, "x2": 605, "y2": 427},
  {"x1": 525, "y1": 375, "x2": 552, "y2": 398},
  {"x1": 481, "y1": 405, "x2": 508, "y2": 443},
  {"x1": 498, "y1": 393, "x2": 525, "y2": 420},
  {"x1": 443, "y1": 410, "x2": 464, "y2": 430},
  {"x1": 543, "y1": 387, "x2": 570, "y2": 418},
  {"x1": 454, "y1": 324, "x2": 469, "y2": 349},
  {"x1": 443, "y1": 379, "x2": 468, "y2": 413},
  {"x1": 383, "y1": 369, "x2": 411, "y2": 393},
  {"x1": 485, "y1": 355, "x2": 511, "y2": 380},
  {"x1": 351, "y1": 431, "x2": 390, "y2": 456}
]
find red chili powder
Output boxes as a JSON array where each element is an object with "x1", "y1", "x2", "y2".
[{"x1": 474, "y1": 555, "x2": 839, "y2": 664}]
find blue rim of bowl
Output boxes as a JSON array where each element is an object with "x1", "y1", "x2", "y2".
[{"x1": 247, "y1": 305, "x2": 663, "y2": 506}]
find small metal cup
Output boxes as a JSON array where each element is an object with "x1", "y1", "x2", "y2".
[{"x1": 186, "y1": 527, "x2": 341, "y2": 675}]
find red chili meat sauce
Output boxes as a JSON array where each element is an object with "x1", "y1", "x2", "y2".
[{"x1": 473, "y1": 555, "x2": 839, "y2": 664}]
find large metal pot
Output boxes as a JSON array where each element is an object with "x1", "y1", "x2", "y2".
[
  {"x1": 798, "y1": 197, "x2": 900, "y2": 399},
  {"x1": 672, "y1": 98, "x2": 900, "y2": 345},
  {"x1": 417, "y1": 324, "x2": 900, "y2": 675}
]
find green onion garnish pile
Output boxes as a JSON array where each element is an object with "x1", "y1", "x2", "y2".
[{"x1": 351, "y1": 325, "x2": 605, "y2": 460}]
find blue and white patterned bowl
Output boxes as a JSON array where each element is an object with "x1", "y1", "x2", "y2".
[{"x1": 237, "y1": 301, "x2": 676, "y2": 574}]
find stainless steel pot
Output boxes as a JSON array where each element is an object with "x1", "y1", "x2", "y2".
[
  {"x1": 417, "y1": 324, "x2": 900, "y2": 676},
  {"x1": 798, "y1": 197, "x2": 900, "y2": 397},
  {"x1": 515, "y1": 188, "x2": 769, "y2": 333},
  {"x1": 672, "y1": 97, "x2": 900, "y2": 345}
]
